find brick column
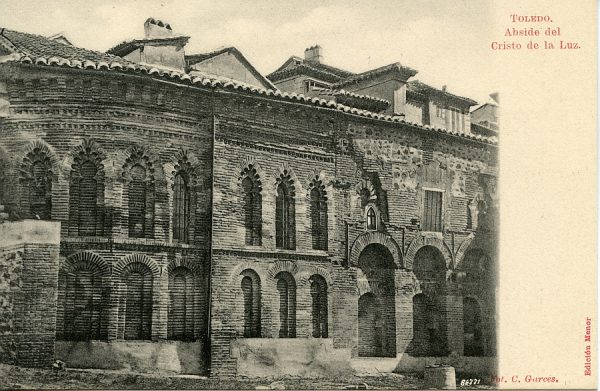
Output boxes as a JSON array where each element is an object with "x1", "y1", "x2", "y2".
[
  {"x1": 444, "y1": 293, "x2": 464, "y2": 356},
  {"x1": 394, "y1": 270, "x2": 414, "y2": 355}
]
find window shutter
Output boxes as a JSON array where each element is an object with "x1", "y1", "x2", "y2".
[{"x1": 423, "y1": 190, "x2": 443, "y2": 232}]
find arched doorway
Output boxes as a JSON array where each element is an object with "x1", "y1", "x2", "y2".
[
  {"x1": 411, "y1": 246, "x2": 448, "y2": 356},
  {"x1": 357, "y1": 244, "x2": 396, "y2": 357}
]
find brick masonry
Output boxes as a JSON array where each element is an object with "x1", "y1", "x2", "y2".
[
  {"x1": 0, "y1": 61, "x2": 498, "y2": 376},
  {"x1": 0, "y1": 220, "x2": 61, "y2": 368}
]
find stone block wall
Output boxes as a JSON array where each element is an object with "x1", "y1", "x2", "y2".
[{"x1": 0, "y1": 220, "x2": 61, "y2": 367}]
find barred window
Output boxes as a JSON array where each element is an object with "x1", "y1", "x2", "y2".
[
  {"x1": 30, "y1": 161, "x2": 52, "y2": 219},
  {"x1": 276, "y1": 272, "x2": 296, "y2": 338},
  {"x1": 241, "y1": 166, "x2": 262, "y2": 246},
  {"x1": 310, "y1": 275, "x2": 328, "y2": 338},
  {"x1": 310, "y1": 182, "x2": 328, "y2": 251},
  {"x1": 68, "y1": 142, "x2": 105, "y2": 237},
  {"x1": 241, "y1": 270, "x2": 261, "y2": 338},
  {"x1": 128, "y1": 165, "x2": 148, "y2": 238},
  {"x1": 173, "y1": 172, "x2": 190, "y2": 242},
  {"x1": 77, "y1": 160, "x2": 102, "y2": 236},
  {"x1": 275, "y1": 173, "x2": 295, "y2": 250},
  {"x1": 168, "y1": 267, "x2": 196, "y2": 341}
]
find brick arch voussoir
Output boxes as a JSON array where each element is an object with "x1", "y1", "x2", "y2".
[
  {"x1": 267, "y1": 260, "x2": 299, "y2": 281},
  {"x1": 349, "y1": 231, "x2": 402, "y2": 269},
  {"x1": 61, "y1": 251, "x2": 111, "y2": 276},
  {"x1": 171, "y1": 149, "x2": 201, "y2": 188},
  {"x1": 17, "y1": 139, "x2": 62, "y2": 178},
  {"x1": 117, "y1": 144, "x2": 163, "y2": 183},
  {"x1": 296, "y1": 266, "x2": 334, "y2": 288},
  {"x1": 237, "y1": 161, "x2": 264, "y2": 193},
  {"x1": 69, "y1": 139, "x2": 107, "y2": 179},
  {"x1": 355, "y1": 178, "x2": 377, "y2": 200},
  {"x1": 229, "y1": 262, "x2": 266, "y2": 284},
  {"x1": 454, "y1": 235, "x2": 477, "y2": 269},
  {"x1": 167, "y1": 257, "x2": 201, "y2": 276},
  {"x1": 273, "y1": 164, "x2": 302, "y2": 196},
  {"x1": 113, "y1": 253, "x2": 160, "y2": 277},
  {"x1": 404, "y1": 235, "x2": 454, "y2": 270}
]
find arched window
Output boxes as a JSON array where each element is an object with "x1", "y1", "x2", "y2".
[
  {"x1": 275, "y1": 172, "x2": 295, "y2": 250},
  {"x1": 58, "y1": 260, "x2": 109, "y2": 341},
  {"x1": 310, "y1": 275, "x2": 328, "y2": 338},
  {"x1": 276, "y1": 272, "x2": 296, "y2": 338},
  {"x1": 69, "y1": 150, "x2": 105, "y2": 236},
  {"x1": 21, "y1": 148, "x2": 53, "y2": 220},
  {"x1": 121, "y1": 263, "x2": 153, "y2": 340},
  {"x1": 241, "y1": 269, "x2": 261, "y2": 337},
  {"x1": 241, "y1": 166, "x2": 262, "y2": 246},
  {"x1": 30, "y1": 161, "x2": 52, "y2": 219},
  {"x1": 128, "y1": 165, "x2": 150, "y2": 237},
  {"x1": 125, "y1": 153, "x2": 155, "y2": 239},
  {"x1": 310, "y1": 179, "x2": 328, "y2": 251},
  {"x1": 463, "y1": 297, "x2": 484, "y2": 356},
  {"x1": 366, "y1": 207, "x2": 377, "y2": 230},
  {"x1": 173, "y1": 171, "x2": 191, "y2": 243},
  {"x1": 168, "y1": 267, "x2": 196, "y2": 341}
]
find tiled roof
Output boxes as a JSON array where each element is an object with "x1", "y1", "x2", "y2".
[
  {"x1": 107, "y1": 36, "x2": 190, "y2": 57},
  {"x1": 408, "y1": 80, "x2": 477, "y2": 106},
  {"x1": 333, "y1": 62, "x2": 418, "y2": 88},
  {"x1": 314, "y1": 89, "x2": 390, "y2": 112},
  {"x1": 0, "y1": 28, "x2": 136, "y2": 65},
  {"x1": 0, "y1": 28, "x2": 496, "y2": 146},
  {"x1": 267, "y1": 56, "x2": 354, "y2": 83}
]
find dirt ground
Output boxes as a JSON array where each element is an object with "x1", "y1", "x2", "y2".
[{"x1": 0, "y1": 364, "x2": 495, "y2": 390}]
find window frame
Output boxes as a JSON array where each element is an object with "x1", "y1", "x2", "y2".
[
  {"x1": 365, "y1": 206, "x2": 378, "y2": 231},
  {"x1": 422, "y1": 188, "x2": 444, "y2": 233}
]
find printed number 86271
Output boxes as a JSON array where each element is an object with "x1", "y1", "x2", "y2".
[{"x1": 460, "y1": 379, "x2": 481, "y2": 386}]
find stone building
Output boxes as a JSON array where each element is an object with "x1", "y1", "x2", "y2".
[{"x1": 0, "y1": 19, "x2": 498, "y2": 377}]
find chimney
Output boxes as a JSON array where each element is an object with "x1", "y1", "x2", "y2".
[
  {"x1": 442, "y1": 85, "x2": 447, "y2": 92},
  {"x1": 304, "y1": 45, "x2": 323, "y2": 64},
  {"x1": 144, "y1": 18, "x2": 173, "y2": 38}
]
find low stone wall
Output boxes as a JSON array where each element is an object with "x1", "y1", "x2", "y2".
[
  {"x1": 55, "y1": 340, "x2": 206, "y2": 374},
  {"x1": 0, "y1": 220, "x2": 61, "y2": 367},
  {"x1": 231, "y1": 338, "x2": 353, "y2": 378},
  {"x1": 395, "y1": 354, "x2": 497, "y2": 374}
]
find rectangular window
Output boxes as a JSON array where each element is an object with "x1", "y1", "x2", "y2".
[{"x1": 423, "y1": 190, "x2": 443, "y2": 232}]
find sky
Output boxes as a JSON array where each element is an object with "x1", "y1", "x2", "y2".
[{"x1": 1, "y1": 0, "x2": 498, "y2": 103}]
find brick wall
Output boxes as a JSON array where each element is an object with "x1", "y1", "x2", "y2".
[
  {"x1": 0, "y1": 61, "x2": 498, "y2": 377},
  {"x1": 0, "y1": 220, "x2": 60, "y2": 367}
]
